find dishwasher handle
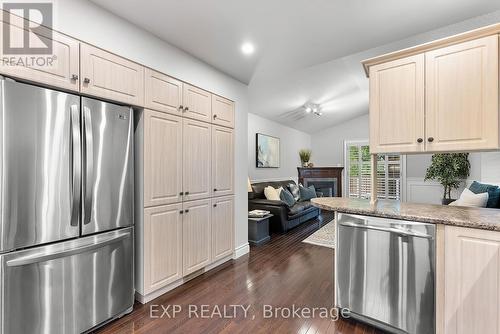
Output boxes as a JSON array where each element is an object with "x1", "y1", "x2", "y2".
[{"x1": 339, "y1": 221, "x2": 434, "y2": 239}]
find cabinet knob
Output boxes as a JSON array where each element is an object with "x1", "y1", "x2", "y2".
[
  {"x1": 214, "y1": 188, "x2": 217, "y2": 192},
  {"x1": 179, "y1": 192, "x2": 184, "y2": 196},
  {"x1": 179, "y1": 105, "x2": 183, "y2": 111},
  {"x1": 185, "y1": 191, "x2": 189, "y2": 195},
  {"x1": 428, "y1": 137, "x2": 434, "y2": 143},
  {"x1": 213, "y1": 114, "x2": 217, "y2": 119},
  {"x1": 213, "y1": 204, "x2": 217, "y2": 207},
  {"x1": 184, "y1": 107, "x2": 189, "y2": 112},
  {"x1": 83, "y1": 78, "x2": 91, "y2": 84},
  {"x1": 71, "y1": 74, "x2": 79, "y2": 81},
  {"x1": 417, "y1": 138, "x2": 423, "y2": 143},
  {"x1": 179, "y1": 210, "x2": 184, "y2": 214},
  {"x1": 185, "y1": 209, "x2": 189, "y2": 213}
]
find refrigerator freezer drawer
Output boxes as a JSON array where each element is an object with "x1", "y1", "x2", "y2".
[{"x1": 0, "y1": 227, "x2": 134, "y2": 334}]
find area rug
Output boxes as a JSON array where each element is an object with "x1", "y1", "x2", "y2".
[{"x1": 302, "y1": 220, "x2": 336, "y2": 249}]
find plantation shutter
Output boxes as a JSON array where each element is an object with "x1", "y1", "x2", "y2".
[{"x1": 346, "y1": 142, "x2": 402, "y2": 200}]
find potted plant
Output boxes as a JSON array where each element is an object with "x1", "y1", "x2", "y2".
[
  {"x1": 424, "y1": 153, "x2": 471, "y2": 205},
  {"x1": 299, "y1": 149, "x2": 312, "y2": 167}
]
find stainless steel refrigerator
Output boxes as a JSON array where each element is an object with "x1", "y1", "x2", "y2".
[{"x1": 0, "y1": 77, "x2": 134, "y2": 334}]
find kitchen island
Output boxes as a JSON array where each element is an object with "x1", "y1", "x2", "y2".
[
  {"x1": 312, "y1": 197, "x2": 500, "y2": 334},
  {"x1": 311, "y1": 197, "x2": 500, "y2": 231}
]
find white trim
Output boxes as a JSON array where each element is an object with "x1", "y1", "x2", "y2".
[
  {"x1": 233, "y1": 243, "x2": 249, "y2": 259},
  {"x1": 135, "y1": 254, "x2": 234, "y2": 304}
]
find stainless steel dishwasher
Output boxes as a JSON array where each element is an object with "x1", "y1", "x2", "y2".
[{"x1": 336, "y1": 213, "x2": 436, "y2": 334}]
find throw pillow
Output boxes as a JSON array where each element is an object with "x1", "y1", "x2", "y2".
[
  {"x1": 449, "y1": 188, "x2": 489, "y2": 207},
  {"x1": 469, "y1": 181, "x2": 500, "y2": 208},
  {"x1": 280, "y1": 188, "x2": 296, "y2": 207},
  {"x1": 288, "y1": 183, "x2": 301, "y2": 201},
  {"x1": 299, "y1": 184, "x2": 317, "y2": 201},
  {"x1": 264, "y1": 186, "x2": 280, "y2": 201}
]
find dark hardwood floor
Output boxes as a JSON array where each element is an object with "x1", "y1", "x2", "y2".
[{"x1": 97, "y1": 213, "x2": 384, "y2": 334}]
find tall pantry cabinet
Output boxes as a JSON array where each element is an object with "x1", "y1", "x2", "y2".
[{"x1": 136, "y1": 69, "x2": 235, "y2": 302}]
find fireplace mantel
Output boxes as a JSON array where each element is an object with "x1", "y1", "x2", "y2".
[{"x1": 297, "y1": 167, "x2": 344, "y2": 197}]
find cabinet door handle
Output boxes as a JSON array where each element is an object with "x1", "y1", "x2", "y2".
[
  {"x1": 185, "y1": 191, "x2": 189, "y2": 195},
  {"x1": 213, "y1": 188, "x2": 217, "y2": 192},
  {"x1": 184, "y1": 107, "x2": 189, "y2": 112},
  {"x1": 178, "y1": 105, "x2": 183, "y2": 111},
  {"x1": 213, "y1": 204, "x2": 217, "y2": 207},
  {"x1": 213, "y1": 114, "x2": 217, "y2": 120},
  {"x1": 428, "y1": 137, "x2": 434, "y2": 143},
  {"x1": 71, "y1": 74, "x2": 79, "y2": 81},
  {"x1": 185, "y1": 209, "x2": 189, "y2": 213},
  {"x1": 417, "y1": 138, "x2": 423, "y2": 143},
  {"x1": 83, "y1": 77, "x2": 91, "y2": 84},
  {"x1": 179, "y1": 210, "x2": 184, "y2": 214},
  {"x1": 179, "y1": 192, "x2": 184, "y2": 196}
]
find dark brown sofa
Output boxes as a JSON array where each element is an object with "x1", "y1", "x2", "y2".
[{"x1": 248, "y1": 180, "x2": 321, "y2": 232}]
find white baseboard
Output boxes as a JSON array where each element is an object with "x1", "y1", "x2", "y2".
[
  {"x1": 233, "y1": 243, "x2": 249, "y2": 259},
  {"x1": 135, "y1": 254, "x2": 233, "y2": 304}
]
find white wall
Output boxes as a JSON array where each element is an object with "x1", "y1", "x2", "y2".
[
  {"x1": 311, "y1": 114, "x2": 369, "y2": 166},
  {"x1": 248, "y1": 113, "x2": 311, "y2": 182},
  {"x1": 53, "y1": 0, "x2": 249, "y2": 255}
]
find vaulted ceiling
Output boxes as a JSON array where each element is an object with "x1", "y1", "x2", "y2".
[{"x1": 91, "y1": 0, "x2": 500, "y2": 132}]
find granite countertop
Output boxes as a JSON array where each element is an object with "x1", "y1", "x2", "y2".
[{"x1": 311, "y1": 197, "x2": 500, "y2": 231}]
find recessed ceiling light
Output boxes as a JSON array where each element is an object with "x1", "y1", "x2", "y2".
[
  {"x1": 241, "y1": 42, "x2": 255, "y2": 55},
  {"x1": 305, "y1": 106, "x2": 312, "y2": 113}
]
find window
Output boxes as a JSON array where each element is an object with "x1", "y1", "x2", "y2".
[{"x1": 344, "y1": 140, "x2": 405, "y2": 200}]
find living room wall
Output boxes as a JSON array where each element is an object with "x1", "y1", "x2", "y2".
[{"x1": 248, "y1": 113, "x2": 311, "y2": 183}]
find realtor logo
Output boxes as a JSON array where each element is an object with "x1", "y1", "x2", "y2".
[{"x1": 2, "y1": 3, "x2": 53, "y2": 54}]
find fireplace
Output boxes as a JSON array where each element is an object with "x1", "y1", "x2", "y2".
[{"x1": 297, "y1": 167, "x2": 344, "y2": 197}]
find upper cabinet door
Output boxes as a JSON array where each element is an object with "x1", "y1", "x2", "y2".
[
  {"x1": 144, "y1": 110, "x2": 183, "y2": 207},
  {"x1": 183, "y1": 118, "x2": 211, "y2": 201},
  {"x1": 212, "y1": 126, "x2": 234, "y2": 197},
  {"x1": 212, "y1": 95, "x2": 235, "y2": 128},
  {"x1": 211, "y1": 196, "x2": 234, "y2": 262},
  {"x1": 145, "y1": 68, "x2": 183, "y2": 115},
  {"x1": 425, "y1": 35, "x2": 499, "y2": 152},
  {"x1": 80, "y1": 44, "x2": 144, "y2": 106},
  {"x1": 183, "y1": 84, "x2": 211, "y2": 122},
  {"x1": 0, "y1": 13, "x2": 79, "y2": 92},
  {"x1": 369, "y1": 54, "x2": 425, "y2": 154}
]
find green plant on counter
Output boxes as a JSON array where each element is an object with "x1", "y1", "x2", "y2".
[
  {"x1": 299, "y1": 149, "x2": 312, "y2": 166},
  {"x1": 424, "y1": 153, "x2": 470, "y2": 199}
]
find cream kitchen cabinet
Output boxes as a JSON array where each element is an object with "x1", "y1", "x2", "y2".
[
  {"x1": 143, "y1": 203, "x2": 183, "y2": 294},
  {"x1": 0, "y1": 13, "x2": 80, "y2": 92},
  {"x1": 438, "y1": 226, "x2": 500, "y2": 334},
  {"x1": 211, "y1": 196, "x2": 234, "y2": 262},
  {"x1": 144, "y1": 68, "x2": 183, "y2": 115},
  {"x1": 364, "y1": 33, "x2": 499, "y2": 154},
  {"x1": 182, "y1": 83, "x2": 211, "y2": 122},
  {"x1": 80, "y1": 43, "x2": 144, "y2": 106},
  {"x1": 212, "y1": 95, "x2": 235, "y2": 128},
  {"x1": 182, "y1": 199, "x2": 211, "y2": 275},
  {"x1": 212, "y1": 126, "x2": 234, "y2": 197},
  {"x1": 143, "y1": 110, "x2": 183, "y2": 207},
  {"x1": 183, "y1": 118, "x2": 211, "y2": 201},
  {"x1": 425, "y1": 35, "x2": 499, "y2": 152},
  {"x1": 369, "y1": 54, "x2": 425, "y2": 153}
]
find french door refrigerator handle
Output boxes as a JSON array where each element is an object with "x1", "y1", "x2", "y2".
[
  {"x1": 70, "y1": 105, "x2": 81, "y2": 227},
  {"x1": 6, "y1": 232, "x2": 130, "y2": 267},
  {"x1": 83, "y1": 105, "x2": 94, "y2": 225},
  {"x1": 338, "y1": 221, "x2": 433, "y2": 239}
]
